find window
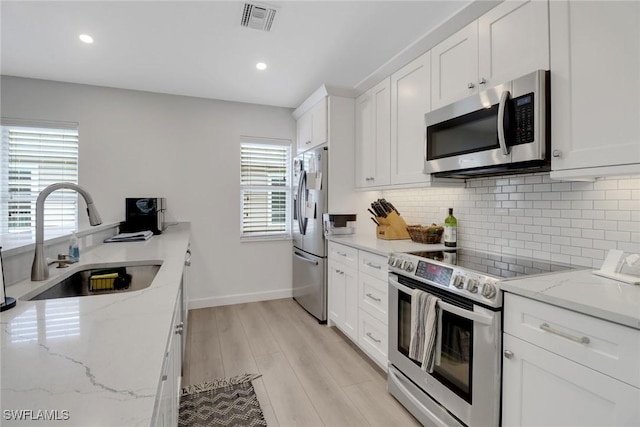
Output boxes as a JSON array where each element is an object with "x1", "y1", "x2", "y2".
[
  {"x1": 0, "y1": 120, "x2": 79, "y2": 234},
  {"x1": 240, "y1": 137, "x2": 291, "y2": 240}
]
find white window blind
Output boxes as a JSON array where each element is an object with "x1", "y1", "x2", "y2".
[
  {"x1": 240, "y1": 138, "x2": 291, "y2": 239},
  {"x1": 0, "y1": 122, "x2": 79, "y2": 234}
]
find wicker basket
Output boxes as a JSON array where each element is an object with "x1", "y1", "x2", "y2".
[{"x1": 406, "y1": 224, "x2": 444, "y2": 244}]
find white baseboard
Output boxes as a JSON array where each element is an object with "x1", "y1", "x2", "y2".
[{"x1": 187, "y1": 288, "x2": 293, "y2": 310}]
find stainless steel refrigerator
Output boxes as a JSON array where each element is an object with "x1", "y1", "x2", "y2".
[{"x1": 292, "y1": 145, "x2": 328, "y2": 323}]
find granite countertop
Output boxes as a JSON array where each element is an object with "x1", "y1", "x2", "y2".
[
  {"x1": 501, "y1": 268, "x2": 640, "y2": 330},
  {"x1": 0, "y1": 223, "x2": 190, "y2": 426},
  {"x1": 327, "y1": 234, "x2": 448, "y2": 256}
]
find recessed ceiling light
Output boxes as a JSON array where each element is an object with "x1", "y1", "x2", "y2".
[
  {"x1": 256, "y1": 62, "x2": 267, "y2": 71},
  {"x1": 79, "y1": 34, "x2": 94, "y2": 44}
]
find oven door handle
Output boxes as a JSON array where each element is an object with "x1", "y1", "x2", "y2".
[{"x1": 389, "y1": 277, "x2": 494, "y2": 326}]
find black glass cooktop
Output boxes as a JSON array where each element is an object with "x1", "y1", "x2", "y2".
[{"x1": 407, "y1": 248, "x2": 576, "y2": 279}]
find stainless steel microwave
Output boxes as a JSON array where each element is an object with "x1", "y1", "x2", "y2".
[{"x1": 424, "y1": 70, "x2": 550, "y2": 178}]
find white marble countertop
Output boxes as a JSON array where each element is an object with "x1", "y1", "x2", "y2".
[
  {"x1": 327, "y1": 234, "x2": 447, "y2": 256},
  {"x1": 0, "y1": 223, "x2": 190, "y2": 426},
  {"x1": 501, "y1": 269, "x2": 640, "y2": 330}
]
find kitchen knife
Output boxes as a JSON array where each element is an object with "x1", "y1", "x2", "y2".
[
  {"x1": 367, "y1": 208, "x2": 378, "y2": 218},
  {"x1": 371, "y1": 202, "x2": 384, "y2": 217},
  {"x1": 381, "y1": 198, "x2": 400, "y2": 215},
  {"x1": 373, "y1": 201, "x2": 387, "y2": 217},
  {"x1": 371, "y1": 217, "x2": 380, "y2": 226}
]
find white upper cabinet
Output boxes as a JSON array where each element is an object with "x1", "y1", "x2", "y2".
[
  {"x1": 390, "y1": 52, "x2": 432, "y2": 185},
  {"x1": 296, "y1": 97, "x2": 328, "y2": 153},
  {"x1": 549, "y1": 0, "x2": 640, "y2": 179},
  {"x1": 355, "y1": 78, "x2": 391, "y2": 188},
  {"x1": 478, "y1": 0, "x2": 549, "y2": 90},
  {"x1": 432, "y1": 0, "x2": 550, "y2": 110},
  {"x1": 431, "y1": 22, "x2": 479, "y2": 110}
]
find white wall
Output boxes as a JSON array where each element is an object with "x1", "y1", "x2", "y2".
[
  {"x1": 1, "y1": 76, "x2": 296, "y2": 307},
  {"x1": 382, "y1": 173, "x2": 640, "y2": 268}
]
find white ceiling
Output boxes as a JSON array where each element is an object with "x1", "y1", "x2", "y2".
[{"x1": 1, "y1": 1, "x2": 471, "y2": 108}]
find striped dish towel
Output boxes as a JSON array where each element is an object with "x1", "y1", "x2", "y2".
[{"x1": 408, "y1": 289, "x2": 441, "y2": 373}]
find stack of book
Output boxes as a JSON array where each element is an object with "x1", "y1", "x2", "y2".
[{"x1": 104, "y1": 230, "x2": 154, "y2": 243}]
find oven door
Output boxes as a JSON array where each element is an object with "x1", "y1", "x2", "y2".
[{"x1": 388, "y1": 274, "x2": 501, "y2": 427}]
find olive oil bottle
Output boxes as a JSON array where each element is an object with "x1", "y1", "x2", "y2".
[{"x1": 444, "y1": 208, "x2": 457, "y2": 247}]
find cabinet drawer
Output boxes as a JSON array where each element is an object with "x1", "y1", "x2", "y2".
[
  {"x1": 358, "y1": 250, "x2": 388, "y2": 281},
  {"x1": 358, "y1": 273, "x2": 388, "y2": 324},
  {"x1": 328, "y1": 242, "x2": 358, "y2": 269},
  {"x1": 504, "y1": 293, "x2": 640, "y2": 388},
  {"x1": 358, "y1": 309, "x2": 388, "y2": 370}
]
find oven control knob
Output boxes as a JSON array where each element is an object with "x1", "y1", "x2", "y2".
[
  {"x1": 404, "y1": 262, "x2": 415, "y2": 272},
  {"x1": 452, "y1": 275, "x2": 465, "y2": 289},
  {"x1": 388, "y1": 257, "x2": 395, "y2": 266},
  {"x1": 393, "y1": 258, "x2": 403, "y2": 268},
  {"x1": 467, "y1": 279, "x2": 479, "y2": 293},
  {"x1": 482, "y1": 283, "x2": 497, "y2": 299}
]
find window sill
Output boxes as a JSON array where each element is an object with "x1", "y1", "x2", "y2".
[
  {"x1": 0, "y1": 222, "x2": 121, "y2": 257},
  {"x1": 240, "y1": 234, "x2": 292, "y2": 243}
]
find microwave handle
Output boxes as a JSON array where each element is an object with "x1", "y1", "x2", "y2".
[{"x1": 497, "y1": 90, "x2": 510, "y2": 156}]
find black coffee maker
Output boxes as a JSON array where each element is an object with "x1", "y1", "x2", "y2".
[{"x1": 121, "y1": 198, "x2": 166, "y2": 235}]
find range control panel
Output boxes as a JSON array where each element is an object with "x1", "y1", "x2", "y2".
[{"x1": 388, "y1": 253, "x2": 501, "y2": 307}]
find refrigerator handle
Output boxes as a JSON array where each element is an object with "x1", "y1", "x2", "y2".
[
  {"x1": 298, "y1": 171, "x2": 308, "y2": 235},
  {"x1": 294, "y1": 251, "x2": 319, "y2": 265}
]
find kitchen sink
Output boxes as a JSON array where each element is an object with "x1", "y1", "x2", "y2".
[{"x1": 26, "y1": 263, "x2": 162, "y2": 301}]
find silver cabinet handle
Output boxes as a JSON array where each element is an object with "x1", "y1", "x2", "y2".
[
  {"x1": 305, "y1": 140, "x2": 312, "y2": 145},
  {"x1": 366, "y1": 332, "x2": 381, "y2": 343},
  {"x1": 161, "y1": 351, "x2": 170, "y2": 381},
  {"x1": 467, "y1": 82, "x2": 475, "y2": 89},
  {"x1": 504, "y1": 350, "x2": 514, "y2": 359},
  {"x1": 335, "y1": 269, "x2": 344, "y2": 275},
  {"x1": 366, "y1": 293, "x2": 381, "y2": 302},
  {"x1": 175, "y1": 322, "x2": 184, "y2": 335},
  {"x1": 364, "y1": 261, "x2": 382, "y2": 270},
  {"x1": 552, "y1": 150, "x2": 562, "y2": 158},
  {"x1": 479, "y1": 77, "x2": 487, "y2": 85},
  {"x1": 540, "y1": 323, "x2": 590, "y2": 344},
  {"x1": 337, "y1": 251, "x2": 347, "y2": 257}
]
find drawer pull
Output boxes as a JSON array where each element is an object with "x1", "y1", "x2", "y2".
[
  {"x1": 366, "y1": 332, "x2": 381, "y2": 343},
  {"x1": 366, "y1": 293, "x2": 381, "y2": 302},
  {"x1": 365, "y1": 261, "x2": 382, "y2": 270},
  {"x1": 540, "y1": 323, "x2": 590, "y2": 344},
  {"x1": 337, "y1": 251, "x2": 347, "y2": 257}
]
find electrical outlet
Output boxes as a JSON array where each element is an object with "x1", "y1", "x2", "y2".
[{"x1": 85, "y1": 234, "x2": 93, "y2": 248}]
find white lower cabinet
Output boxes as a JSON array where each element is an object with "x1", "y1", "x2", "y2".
[
  {"x1": 502, "y1": 334, "x2": 640, "y2": 427},
  {"x1": 502, "y1": 293, "x2": 640, "y2": 427},
  {"x1": 152, "y1": 287, "x2": 184, "y2": 426},
  {"x1": 358, "y1": 307, "x2": 387, "y2": 368},
  {"x1": 328, "y1": 241, "x2": 389, "y2": 370},
  {"x1": 328, "y1": 258, "x2": 358, "y2": 341}
]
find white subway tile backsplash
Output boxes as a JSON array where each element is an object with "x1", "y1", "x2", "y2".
[
  {"x1": 381, "y1": 172, "x2": 640, "y2": 268},
  {"x1": 594, "y1": 180, "x2": 619, "y2": 190},
  {"x1": 606, "y1": 189, "x2": 631, "y2": 200}
]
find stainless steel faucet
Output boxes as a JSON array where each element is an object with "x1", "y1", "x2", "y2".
[{"x1": 31, "y1": 183, "x2": 102, "y2": 281}]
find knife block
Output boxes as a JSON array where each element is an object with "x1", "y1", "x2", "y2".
[{"x1": 376, "y1": 211, "x2": 410, "y2": 240}]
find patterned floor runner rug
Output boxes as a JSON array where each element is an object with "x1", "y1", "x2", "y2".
[{"x1": 179, "y1": 373, "x2": 267, "y2": 427}]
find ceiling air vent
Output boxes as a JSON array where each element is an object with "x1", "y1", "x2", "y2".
[{"x1": 241, "y1": 3, "x2": 277, "y2": 32}]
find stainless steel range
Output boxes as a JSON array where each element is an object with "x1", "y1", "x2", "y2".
[{"x1": 388, "y1": 248, "x2": 575, "y2": 427}]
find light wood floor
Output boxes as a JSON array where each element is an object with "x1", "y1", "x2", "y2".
[{"x1": 183, "y1": 298, "x2": 421, "y2": 427}]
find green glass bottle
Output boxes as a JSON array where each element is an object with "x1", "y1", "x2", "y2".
[{"x1": 444, "y1": 208, "x2": 457, "y2": 247}]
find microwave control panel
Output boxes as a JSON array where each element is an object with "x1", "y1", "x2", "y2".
[{"x1": 513, "y1": 93, "x2": 534, "y2": 145}]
